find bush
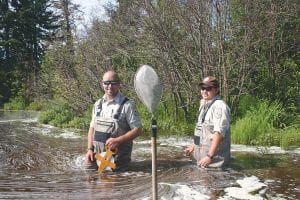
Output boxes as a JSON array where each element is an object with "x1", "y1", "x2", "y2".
[
  {"x1": 27, "y1": 100, "x2": 49, "y2": 111},
  {"x1": 38, "y1": 103, "x2": 74, "y2": 128},
  {"x1": 38, "y1": 109, "x2": 57, "y2": 124},
  {"x1": 280, "y1": 128, "x2": 300, "y2": 149},
  {"x1": 68, "y1": 117, "x2": 88, "y2": 129},
  {"x1": 136, "y1": 101, "x2": 195, "y2": 137},
  {"x1": 251, "y1": 131, "x2": 281, "y2": 147},
  {"x1": 3, "y1": 96, "x2": 27, "y2": 110},
  {"x1": 231, "y1": 99, "x2": 283, "y2": 146},
  {"x1": 67, "y1": 107, "x2": 92, "y2": 129},
  {"x1": 234, "y1": 95, "x2": 260, "y2": 119}
]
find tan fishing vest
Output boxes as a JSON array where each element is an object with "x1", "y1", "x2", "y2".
[
  {"x1": 93, "y1": 97, "x2": 132, "y2": 170},
  {"x1": 193, "y1": 97, "x2": 230, "y2": 168}
]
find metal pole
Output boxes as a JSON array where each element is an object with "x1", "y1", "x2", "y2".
[{"x1": 151, "y1": 118, "x2": 157, "y2": 200}]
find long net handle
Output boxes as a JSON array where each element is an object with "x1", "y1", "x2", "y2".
[{"x1": 151, "y1": 118, "x2": 157, "y2": 200}]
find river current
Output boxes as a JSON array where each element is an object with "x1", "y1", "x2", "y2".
[{"x1": 0, "y1": 111, "x2": 299, "y2": 199}]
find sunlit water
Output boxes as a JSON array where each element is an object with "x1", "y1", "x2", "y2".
[{"x1": 0, "y1": 111, "x2": 299, "y2": 199}]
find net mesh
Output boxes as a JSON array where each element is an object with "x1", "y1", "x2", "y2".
[{"x1": 134, "y1": 65, "x2": 163, "y2": 114}]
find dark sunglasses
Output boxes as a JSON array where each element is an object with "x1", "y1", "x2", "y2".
[
  {"x1": 201, "y1": 86, "x2": 214, "y2": 91},
  {"x1": 102, "y1": 80, "x2": 120, "y2": 86}
]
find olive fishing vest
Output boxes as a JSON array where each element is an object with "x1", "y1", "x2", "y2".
[
  {"x1": 93, "y1": 97, "x2": 132, "y2": 170},
  {"x1": 193, "y1": 97, "x2": 230, "y2": 168}
]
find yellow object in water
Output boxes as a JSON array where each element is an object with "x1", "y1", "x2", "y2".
[{"x1": 95, "y1": 148, "x2": 117, "y2": 173}]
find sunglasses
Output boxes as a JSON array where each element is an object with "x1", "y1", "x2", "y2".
[
  {"x1": 102, "y1": 80, "x2": 120, "y2": 86},
  {"x1": 201, "y1": 87, "x2": 214, "y2": 91}
]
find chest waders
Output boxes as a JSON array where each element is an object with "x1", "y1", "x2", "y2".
[
  {"x1": 193, "y1": 99, "x2": 225, "y2": 168},
  {"x1": 93, "y1": 97, "x2": 132, "y2": 171}
]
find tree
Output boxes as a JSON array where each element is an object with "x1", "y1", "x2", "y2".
[
  {"x1": 228, "y1": 0, "x2": 299, "y2": 117},
  {"x1": 0, "y1": 0, "x2": 60, "y2": 104},
  {"x1": 37, "y1": 0, "x2": 299, "y2": 128},
  {"x1": 0, "y1": 0, "x2": 12, "y2": 104},
  {"x1": 52, "y1": 0, "x2": 81, "y2": 51}
]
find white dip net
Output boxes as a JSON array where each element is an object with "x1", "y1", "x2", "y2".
[{"x1": 134, "y1": 65, "x2": 163, "y2": 115}]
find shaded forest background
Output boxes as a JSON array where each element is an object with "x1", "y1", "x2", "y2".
[{"x1": 0, "y1": 0, "x2": 299, "y2": 143}]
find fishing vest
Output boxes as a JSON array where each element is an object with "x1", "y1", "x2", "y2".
[
  {"x1": 193, "y1": 97, "x2": 230, "y2": 168},
  {"x1": 92, "y1": 97, "x2": 133, "y2": 171}
]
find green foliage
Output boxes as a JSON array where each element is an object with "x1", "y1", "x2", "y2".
[
  {"x1": 67, "y1": 106, "x2": 93, "y2": 129},
  {"x1": 38, "y1": 103, "x2": 75, "y2": 128},
  {"x1": 231, "y1": 99, "x2": 283, "y2": 146},
  {"x1": 3, "y1": 95, "x2": 27, "y2": 110},
  {"x1": 27, "y1": 100, "x2": 49, "y2": 111},
  {"x1": 38, "y1": 101, "x2": 93, "y2": 129},
  {"x1": 4, "y1": 97, "x2": 53, "y2": 112},
  {"x1": 252, "y1": 131, "x2": 282, "y2": 155},
  {"x1": 136, "y1": 101, "x2": 195, "y2": 137},
  {"x1": 233, "y1": 95, "x2": 261, "y2": 121},
  {"x1": 135, "y1": 103, "x2": 151, "y2": 136},
  {"x1": 67, "y1": 117, "x2": 89, "y2": 129},
  {"x1": 233, "y1": 97, "x2": 300, "y2": 149},
  {"x1": 252, "y1": 56, "x2": 300, "y2": 119},
  {"x1": 280, "y1": 128, "x2": 300, "y2": 149},
  {"x1": 0, "y1": 0, "x2": 61, "y2": 104}
]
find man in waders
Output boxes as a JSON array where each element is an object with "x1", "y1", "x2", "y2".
[
  {"x1": 185, "y1": 76, "x2": 230, "y2": 168},
  {"x1": 85, "y1": 70, "x2": 142, "y2": 172}
]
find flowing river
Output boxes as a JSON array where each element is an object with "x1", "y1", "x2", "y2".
[{"x1": 0, "y1": 111, "x2": 299, "y2": 200}]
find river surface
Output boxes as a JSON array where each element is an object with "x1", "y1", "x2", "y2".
[{"x1": 0, "y1": 111, "x2": 299, "y2": 200}]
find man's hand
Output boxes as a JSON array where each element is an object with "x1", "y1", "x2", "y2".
[
  {"x1": 185, "y1": 144, "x2": 195, "y2": 156},
  {"x1": 198, "y1": 156, "x2": 212, "y2": 168},
  {"x1": 106, "y1": 137, "x2": 120, "y2": 150},
  {"x1": 85, "y1": 149, "x2": 94, "y2": 161}
]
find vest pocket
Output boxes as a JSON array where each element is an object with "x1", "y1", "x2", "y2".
[
  {"x1": 94, "y1": 131, "x2": 110, "y2": 143},
  {"x1": 194, "y1": 136, "x2": 200, "y2": 145}
]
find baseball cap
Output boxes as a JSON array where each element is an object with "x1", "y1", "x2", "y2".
[{"x1": 199, "y1": 76, "x2": 220, "y2": 88}]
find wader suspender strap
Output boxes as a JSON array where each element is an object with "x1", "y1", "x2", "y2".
[
  {"x1": 93, "y1": 97, "x2": 129, "y2": 143},
  {"x1": 96, "y1": 99, "x2": 104, "y2": 117},
  {"x1": 199, "y1": 98, "x2": 218, "y2": 123},
  {"x1": 113, "y1": 97, "x2": 129, "y2": 119},
  {"x1": 194, "y1": 98, "x2": 219, "y2": 145},
  {"x1": 96, "y1": 97, "x2": 129, "y2": 118}
]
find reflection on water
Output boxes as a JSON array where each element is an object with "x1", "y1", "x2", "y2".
[{"x1": 0, "y1": 111, "x2": 299, "y2": 199}]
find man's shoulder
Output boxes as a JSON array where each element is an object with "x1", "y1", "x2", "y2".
[
  {"x1": 124, "y1": 98, "x2": 136, "y2": 107},
  {"x1": 213, "y1": 99, "x2": 230, "y2": 109}
]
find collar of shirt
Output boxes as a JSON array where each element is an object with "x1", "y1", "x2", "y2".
[
  {"x1": 99, "y1": 92, "x2": 124, "y2": 118},
  {"x1": 103, "y1": 92, "x2": 124, "y2": 105},
  {"x1": 200, "y1": 95, "x2": 221, "y2": 106},
  {"x1": 102, "y1": 92, "x2": 121, "y2": 103}
]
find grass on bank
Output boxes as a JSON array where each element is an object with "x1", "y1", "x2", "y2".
[{"x1": 231, "y1": 99, "x2": 300, "y2": 149}]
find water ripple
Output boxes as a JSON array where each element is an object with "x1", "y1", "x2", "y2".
[{"x1": 0, "y1": 111, "x2": 299, "y2": 200}]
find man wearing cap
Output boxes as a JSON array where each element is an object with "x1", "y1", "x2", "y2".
[{"x1": 185, "y1": 76, "x2": 231, "y2": 168}]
